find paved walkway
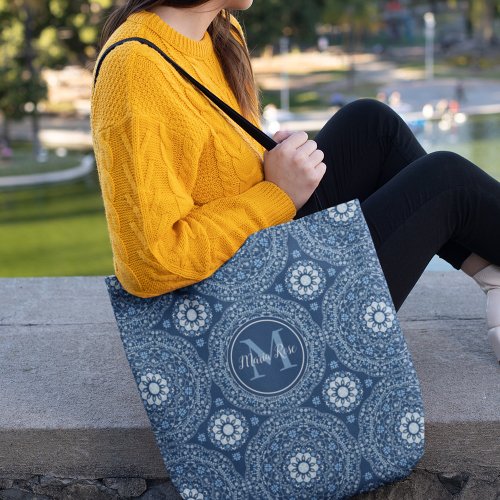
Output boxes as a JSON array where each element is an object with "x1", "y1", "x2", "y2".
[{"x1": 0, "y1": 154, "x2": 95, "y2": 188}]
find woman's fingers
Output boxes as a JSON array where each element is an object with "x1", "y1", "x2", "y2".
[
  {"x1": 309, "y1": 148, "x2": 325, "y2": 166},
  {"x1": 280, "y1": 131, "x2": 309, "y2": 150},
  {"x1": 295, "y1": 139, "x2": 317, "y2": 156},
  {"x1": 273, "y1": 130, "x2": 294, "y2": 144}
]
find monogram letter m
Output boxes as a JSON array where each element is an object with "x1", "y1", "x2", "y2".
[{"x1": 239, "y1": 328, "x2": 297, "y2": 381}]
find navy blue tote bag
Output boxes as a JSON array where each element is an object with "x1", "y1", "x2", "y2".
[{"x1": 96, "y1": 39, "x2": 425, "y2": 499}]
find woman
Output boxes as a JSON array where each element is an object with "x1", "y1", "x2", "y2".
[{"x1": 91, "y1": 0, "x2": 500, "y2": 362}]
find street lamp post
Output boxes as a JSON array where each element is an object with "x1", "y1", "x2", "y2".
[{"x1": 424, "y1": 12, "x2": 436, "y2": 81}]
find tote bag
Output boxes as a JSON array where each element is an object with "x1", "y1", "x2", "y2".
[
  {"x1": 104, "y1": 200, "x2": 424, "y2": 500},
  {"x1": 96, "y1": 39, "x2": 425, "y2": 499}
]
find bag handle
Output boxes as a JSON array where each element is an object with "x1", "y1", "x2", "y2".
[
  {"x1": 93, "y1": 36, "x2": 323, "y2": 211},
  {"x1": 94, "y1": 37, "x2": 277, "y2": 151}
]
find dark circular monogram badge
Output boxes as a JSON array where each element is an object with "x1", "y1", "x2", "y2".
[{"x1": 228, "y1": 319, "x2": 307, "y2": 396}]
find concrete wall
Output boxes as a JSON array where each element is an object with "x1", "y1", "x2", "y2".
[{"x1": 0, "y1": 273, "x2": 498, "y2": 499}]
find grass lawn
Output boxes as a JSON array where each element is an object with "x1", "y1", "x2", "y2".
[{"x1": 0, "y1": 170, "x2": 114, "y2": 277}]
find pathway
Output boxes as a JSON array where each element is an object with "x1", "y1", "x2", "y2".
[{"x1": 0, "y1": 154, "x2": 95, "y2": 188}]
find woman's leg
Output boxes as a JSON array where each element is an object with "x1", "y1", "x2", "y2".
[
  {"x1": 296, "y1": 98, "x2": 473, "y2": 269},
  {"x1": 360, "y1": 151, "x2": 500, "y2": 310},
  {"x1": 294, "y1": 99, "x2": 500, "y2": 310}
]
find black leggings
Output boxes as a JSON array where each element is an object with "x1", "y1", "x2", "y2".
[{"x1": 294, "y1": 98, "x2": 500, "y2": 311}]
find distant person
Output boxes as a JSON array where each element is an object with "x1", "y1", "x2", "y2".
[
  {"x1": 376, "y1": 91, "x2": 387, "y2": 103},
  {"x1": 317, "y1": 35, "x2": 329, "y2": 53},
  {"x1": 435, "y1": 98, "x2": 449, "y2": 117},
  {"x1": 388, "y1": 90, "x2": 401, "y2": 108},
  {"x1": 388, "y1": 90, "x2": 410, "y2": 112},
  {"x1": 0, "y1": 141, "x2": 12, "y2": 160},
  {"x1": 92, "y1": 1, "x2": 500, "y2": 384},
  {"x1": 455, "y1": 80, "x2": 466, "y2": 103}
]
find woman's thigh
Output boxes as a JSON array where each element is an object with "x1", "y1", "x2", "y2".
[{"x1": 295, "y1": 98, "x2": 426, "y2": 217}]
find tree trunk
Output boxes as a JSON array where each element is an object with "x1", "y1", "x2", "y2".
[
  {"x1": 24, "y1": 2, "x2": 42, "y2": 158},
  {"x1": 465, "y1": 0, "x2": 474, "y2": 39},
  {"x1": 481, "y1": 0, "x2": 495, "y2": 46},
  {"x1": 467, "y1": 0, "x2": 495, "y2": 45}
]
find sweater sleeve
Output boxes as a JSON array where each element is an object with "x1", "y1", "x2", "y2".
[{"x1": 94, "y1": 113, "x2": 296, "y2": 298}]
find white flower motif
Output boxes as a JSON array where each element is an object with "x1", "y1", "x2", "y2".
[
  {"x1": 211, "y1": 412, "x2": 246, "y2": 448},
  {"x1": 288, "y1": 262, "x2": 322, "y2": 299},
  {"x1": 325, "y1": 373, "x2": 361, "y2": 412},
  {"x1": 176, "y1": 298, "x2": 209, "y2": 335},
  {"x1": 328, "y1": 201, "x2": 357, "y2": 222},
  {"x1": 138, "y1": 372, "x2": 169, "y2": 406},
  {"x1": 399, "y1": 412, "x2": 424, "y2": 444},
  {"x1": 181, "y1": 488, "x2": 204, "y2": 500},
  {"x1": 364, "y1": 301, "x2": 395, "y2": 333},
  {"x1": 288, "y1": 452, "x2": 319, "y2": 483}
]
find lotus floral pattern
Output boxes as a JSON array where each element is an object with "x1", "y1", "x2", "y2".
[
  {"x1": 209, "y1": 410, "x2": 248, "y2": 450},
  {"x1": 364, "y1": 301, "x2": 395, "y2": 333},
  {"x1": 288, "y1": 452, "x2": 319, "y2": 483},
  {"x1": 138, "y1": 372, "x2": 169, "y2": 406},
  {"x1": 328, "y1": 201, "x2": 358, "y2": 222},
  {"x1": 324, "y1": 372, "x2": 363, "y2": 413},
  {"x1": 174, "y1": 296, "x2": 212, "y2": 336},
  {"x1": 181, "y1": 488, "x2": 204, "y2": 500},
  {"x1": 286, "y1": 261, "x2": 326, "y2": 301},
  {"x1": 399, "y1": 412, "x2": 425, "y2": 444}
]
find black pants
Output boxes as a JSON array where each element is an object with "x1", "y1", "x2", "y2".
[{"x1": 295, "y1": 98, "x2": 500, "y2": 311}]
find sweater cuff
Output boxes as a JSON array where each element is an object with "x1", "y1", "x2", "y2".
[{"x1": 245, "y1": 180, "x2": 297, "y2": 225}]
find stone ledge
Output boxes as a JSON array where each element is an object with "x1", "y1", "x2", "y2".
[{"x1": 0, "y1": 274, "x2": 499, "y2": 499}]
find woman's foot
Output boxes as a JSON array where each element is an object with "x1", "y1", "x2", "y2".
[{"x1": 470, "y1": 263, "x2": 500, "y2": 363}]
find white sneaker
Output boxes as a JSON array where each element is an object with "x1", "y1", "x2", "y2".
[{"x1": 471, "y1": 264, "x2": 500, "y2": 363}]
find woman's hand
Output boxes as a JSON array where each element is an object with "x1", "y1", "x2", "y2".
[{"x1": 263, "y1": 130, "x2": 326, "y2": 211}]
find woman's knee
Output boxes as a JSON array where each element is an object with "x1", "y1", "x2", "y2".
[
  {"x1": 416, "y1": 150, "x2": 481, "y2": 188},
  {"x1": 339, "y1": 97, "x2": 394, "y2": 120}
]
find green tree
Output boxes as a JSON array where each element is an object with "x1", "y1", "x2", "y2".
[
  {"x1": 240, "y1": 0, "x2": 326, "y2": 51},
  {"x1": 322, "y1": 0, "x2": 380, "y2": 49},
  {"x1": 466, "y1": 0, "x2": 495, "y2": 45},
  {"x1": 0, "y1": 0, "x2": 112, "y2": 154}
]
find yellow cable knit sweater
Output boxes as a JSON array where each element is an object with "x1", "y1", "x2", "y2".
[{"x1": 91, "y1": 11, "x2": 296, "y2": 298}]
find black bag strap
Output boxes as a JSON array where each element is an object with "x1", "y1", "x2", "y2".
[
  {"x1": 93, "y1": 36, "x2": 323, "y2": 211},
  {"x1": 93, "y1": 37, "x2": 277, "y2": 151}
]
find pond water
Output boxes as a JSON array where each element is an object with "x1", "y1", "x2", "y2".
[
  {"x1": 413, "y1": 113, "x2": 500, "y2": 271},
  {"x1": 415, "y1": 113, "x2": 500, "y2": 181}
]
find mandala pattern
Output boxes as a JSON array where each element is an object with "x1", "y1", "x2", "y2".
[
  {"x1": 358, "y1": 374, "x2": 425, "y2": 481},
  {"x1": 193, "y1": 229, "x2": 289, "y2": 302},
  {"x1": 124, "y1": 334, "x2": 211, "y2": 447},
  {"x1": 105, "y1": 198, "x2": 424, "y2": 499},
  {"x1": 289, "y1": 199, "x2": 373, "y2": 262},
  {"x1": 322, "y1": 267, "x2": 412, "y2": 377},
  {"x1": 105, "y1": 276, "x2": 171, "y2": 333},
  {"x1": 286, "y1": 260, "x2": 326, "y2": 301},
  {"x1": 246, "y1": 407, "x2": 362, "y2": 499},
  {"x1": 209, "y1": 295, "x2": 325, "y2": 415},
  {"x1": 324, "y1": 371, "x2": 363, "y2": 413},
  {"x1": 166, "y1": 445, "x2": 247, "y2": 500},
  {"x1": 208, "y1": 409, "x2": 249, "y2": 450},
  {"x1": 328, "y1": 201, "x2": 358, "y2": 222},
  {"x1": 173, "y1": 295, "x2": 212, "y2": 337}
]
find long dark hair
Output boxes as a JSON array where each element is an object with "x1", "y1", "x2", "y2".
[{"x1": 100, "y1": 1, "x2": 260, "y2": 121}]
